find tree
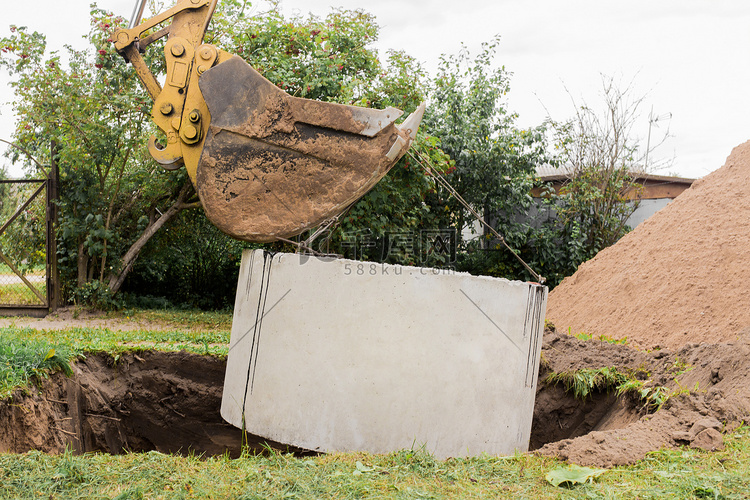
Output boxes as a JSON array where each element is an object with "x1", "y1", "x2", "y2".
[
  {"x1": 555, "y1": 76, "x2": 664, "y2": 256},
  {"x1": 212, "y1": 1, "x2": 381, "y2": 105},
  {"x1": 125, "y1": 208, "x2": 249, "y2": 309},
  {"x1": 0, "y1": 8, "x2": 200, "y2": 300},
  {"x1": 424, "y1": 38, "x2": 555, "y2": 279},
  {"x1": 526, "y1": 76, "x2": 669, "y2": 286}
]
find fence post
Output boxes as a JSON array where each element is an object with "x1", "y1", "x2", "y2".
[{"x1": 47, "y1": 142, "x2": 60, "y2": 312}]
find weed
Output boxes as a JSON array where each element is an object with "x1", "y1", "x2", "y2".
[
  {"x1": 546, "y1": 366, "x2": 680, "y2": 411},
  {"x1": 72, "y1": 280, "x2": 122, "y2": 311},
  {"x1": 539, "y1": 351, "x2": 550, "y2": 370},
  {"x1": 615, "y1": 379, "x2": 671, "y2": 411},
  {"x1": 670, "y1": 356, "x2": 694, "y2": 377},
  {"x1": 573, "y1": 331, "x2": 628, "y2": 345}
]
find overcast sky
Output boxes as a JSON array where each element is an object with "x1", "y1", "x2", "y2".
[{"x1": 2, "y1": 0, "x2": 749, "y2": 179}]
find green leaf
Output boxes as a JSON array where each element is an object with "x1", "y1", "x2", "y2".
[
  {"x1": 353, "y1": 461, "x2": 375, "y2": 475},
  {"x1": 545, "y1": 464, "x2": 607, "y2": 487}
]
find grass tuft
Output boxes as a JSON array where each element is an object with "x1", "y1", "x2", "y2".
[
  {"x1": 573, "y1": 330, "x2": 628, "y2": 345},
  {"x1": 0, "y1": 335, "x2": 74, "y2": 398},
  {"x1": 545, "y1": 366, "x2": 634, "y2": 399},
  {"x1": 546, "y1": 365, "x2": 699, "y2": 412}
]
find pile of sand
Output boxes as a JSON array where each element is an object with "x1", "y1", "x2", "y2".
[{"x1": 547, "y1": 140, "x2": 750, "y2": 350}]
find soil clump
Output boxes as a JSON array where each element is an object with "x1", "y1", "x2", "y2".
[{"x1": 547, "y1": 140, "x2": 750, "y2": 350}]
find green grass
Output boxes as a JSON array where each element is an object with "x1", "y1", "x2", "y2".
[
  {"x1": 545, "y1": 366, "x2": 640, "y2": 400},
  {"x1": 573, "y1": 331, "x2": 628, "y2": 345},
  {"x1": 36, "y1": 307, "x2": 234, "y2": 332},
  {"x1": 0, "y1": 282, "x2": 46, "y2": 306},
  {"x1": 570, "y1": 327, "x2": 628, "y2": 345},
  {"x1": 123, "y1": 307, "x2": 233, "y2": 331},
  {"x1": 0, "y1": 335, "x2": 73, "y2": 398},
  {"x1": 545, "y1": 356, "x2": 702, "y2": 412},
  {"x1": 1, "y1": 428, "x2": 750, "y2": 499},
  {"x1": 0, "y1": 325, "x2": 229, "y2": 363},
  {"x1": 0, "y1": 308, "x2": 232, "y2": 397},
  {"x1": 0, "y1": 322, "x2": 230, "y2": 399},
  {"x1": 545, "y1": 366, "x2": 681, "y2": 412}
]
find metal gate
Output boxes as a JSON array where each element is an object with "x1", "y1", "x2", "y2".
[{"x1": 0, "y1": 158, "x2": 58, "y2": 317}]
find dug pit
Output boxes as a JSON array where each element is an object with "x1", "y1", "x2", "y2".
[
  {"x1": 2, "y1": 329, "x2": 750, "y2": 467},
  {"x1": 0, "y1": 351, "x2": 286, "y2": 458}
]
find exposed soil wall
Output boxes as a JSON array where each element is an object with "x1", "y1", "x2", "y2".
[
  {"x1": 3, "y1": 330, "x2": 749, "y2": 467},
  {"x1": 533, "y1": 329, "x2": 750, "y2": 466},
  {"x1": 0, "y1": 351, "x2": 270, "y2": 458}
]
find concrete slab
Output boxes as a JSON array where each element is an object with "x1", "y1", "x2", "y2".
[{"x1": 221, "y1": 250, "x2": 547, "y2": 458}]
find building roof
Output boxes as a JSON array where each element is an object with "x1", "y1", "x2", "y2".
[{"x1": 535, "y1": 166, "x2": 696, "y2": 185}]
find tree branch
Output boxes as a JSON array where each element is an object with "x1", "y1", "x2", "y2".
[{"x1": 107, "y1": 181, "x2": 194, "y2": 293}]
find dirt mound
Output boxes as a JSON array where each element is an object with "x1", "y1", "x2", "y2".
[
  {"x1": 2, "y1": 333, "x2": 750, "y2": 467},
  {"x1": 546, "y1": 140, "x2": 750, "y2": 350},
  {"x1": 534, "y1": 329, "x2": 750, "y2": 467}
]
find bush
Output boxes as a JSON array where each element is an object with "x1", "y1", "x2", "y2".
[{"x1": 71, "y1": 280, "x2": 122, "y2": 311}]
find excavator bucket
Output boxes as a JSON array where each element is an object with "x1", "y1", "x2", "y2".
[
  {"x1": 196, "y1": 56, "x2": 424, "y2": 242},
  {"x1": 114, "y1": 0, "x2": 424, "y2": 243}
]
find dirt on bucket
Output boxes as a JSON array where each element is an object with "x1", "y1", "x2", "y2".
[{"x1": 2, "y1": 327, "x2": 749, "y2": 467}]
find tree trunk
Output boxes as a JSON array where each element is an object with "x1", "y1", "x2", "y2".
[
  {"x1": 107, "y1": 182, "x2": 194, "y2": 294},
  {"x1": 77, "y1": 240, "x2": 88, "y2": 287}
]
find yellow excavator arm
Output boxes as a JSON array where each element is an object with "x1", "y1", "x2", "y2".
[{"x1": 113, "y1": 0, "x2": 424, "y2": 242}]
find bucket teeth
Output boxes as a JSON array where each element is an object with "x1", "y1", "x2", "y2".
[
  {"x1": 386, "y1": 103, "x2": 426, "y2": 162},
  {"x1": 399, "y1": 103, "x2": 426, "y2": 140}
]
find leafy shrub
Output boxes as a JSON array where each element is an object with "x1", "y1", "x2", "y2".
[
  {"x1": 123, "y1": 209, "x2": 250, "y2": 310},
  {"x1": 71, "y1": 280, "x2": 122, "y2": 311}
]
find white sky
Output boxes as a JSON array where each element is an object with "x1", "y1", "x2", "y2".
[{"x1": 1, "y1": 0, "x2": 749, "y2": 179}]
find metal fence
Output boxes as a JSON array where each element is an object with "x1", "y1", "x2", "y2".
[{"x1": 0, "y1": 160, "x2": 58, "y2": 316}]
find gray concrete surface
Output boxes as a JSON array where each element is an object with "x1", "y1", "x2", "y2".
[
  {"x1": 625, "y1": 198, "x2": 673, "y2": 228},
  {"x1": 221, "y1": 250, "x2": 547, "y2": 458}
]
